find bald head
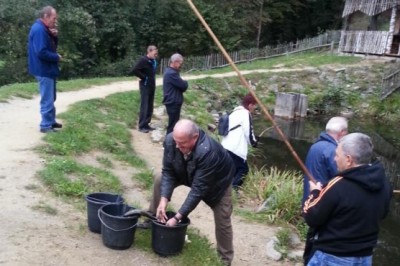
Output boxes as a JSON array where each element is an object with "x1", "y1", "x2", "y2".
[
  {"x1": 174, "y1": 119, "x2": 198, "y2": 136},
  {"x1": 173, "y1": 119, "x2": 199, "y2": 155}
]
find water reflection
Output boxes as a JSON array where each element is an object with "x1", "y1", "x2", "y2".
[{"x1": 252, "y1": 116, "x2": 400, "y2": 265}]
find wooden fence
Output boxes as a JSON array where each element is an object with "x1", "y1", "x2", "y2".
[
  {"x1": 382, "y1": 68, "x2": 400, "y2": 99},
  {"x1": 339, "y1": 30, "x2": 390, "y2": 55},
  {"x1": 158, "y1": 31, "x2": 341, "y2": 74}
]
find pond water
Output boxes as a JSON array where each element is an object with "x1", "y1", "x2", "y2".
[{"x1": 252, "y1": 116, "x2": 400, "y2": 265}]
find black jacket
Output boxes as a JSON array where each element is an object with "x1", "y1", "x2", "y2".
[
  {"x1": 131, "y1": 56, "x2": 157, "y2": 88},
  {"x1": 161, "y1": 129, "x2": 235, "y2": 217},
  {"x1": 303, "y1": 160, "x2": 392, "y2": 257}
]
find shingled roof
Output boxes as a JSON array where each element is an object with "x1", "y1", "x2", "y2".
[{"x1": 342, "y1": 0, "x2": 400, "y2": 17}]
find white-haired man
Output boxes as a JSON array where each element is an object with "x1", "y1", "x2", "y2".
[
  {"x1": 302, "y1": 116, "x2": 349, "y2": 205},
  {"x1": 162, "y1": 53, "x2": 188, "y2": 134}
]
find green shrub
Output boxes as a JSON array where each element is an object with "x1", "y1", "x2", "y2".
[{"x1": 242, "y1": 166, "x2": 303, "y2": 226}]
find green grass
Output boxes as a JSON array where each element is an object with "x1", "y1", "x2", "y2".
[
  {"x1": 134, "y1": 228, "x2": 224, "y2": 265},
  {"x1": 37, "y1": 91, "x2": 148, "y2": 197},
  {"x1": 188, "y1": 50, "x2": 362, "y2": 75},
  {"x1": 39, "y1": 157, "x2": 123, "y2": 197}
]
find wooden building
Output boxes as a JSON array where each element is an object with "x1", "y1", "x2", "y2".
[{"x1": 339, "y1": 0, "x2": 400, "y2": 56}]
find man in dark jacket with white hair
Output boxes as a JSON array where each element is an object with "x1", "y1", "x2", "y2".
[
  {"x1": 162, "y1": 53, "x2": 188, "y2": 134},
  {"x1": 303, "y1": 133, "x2": 392, "y2": 266},
  {"x1": 155, "y1": 119, "x2": 235, "y2": 265}
]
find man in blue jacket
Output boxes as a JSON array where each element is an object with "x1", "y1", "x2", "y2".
[
  {"x1": 28, "y1": 6, "x2": 62, "y2": 133},
  {"x1": 162, "y1": 53, "x2": 188, "y2": 134},
  {"x1": 302, "y1": 116, "x2": 348, "y2": 205},
  {"x1": 155, "y1": 119, "x2": 235, "y2": 265},
  {"x1": 303, "y1": 133, "x2": 392, "y2": 265}
]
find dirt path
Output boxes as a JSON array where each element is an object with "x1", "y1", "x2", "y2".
[{"x1": 0, "y1": 70, "x2": 305, "y2": 265}]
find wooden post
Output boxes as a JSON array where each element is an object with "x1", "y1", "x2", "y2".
[
  {"x1": 186, "y1": 0, "x2": 316, "y2": 183},
  {"x1": 386, "y1": 6, "x2": 397, "y2": 54}
]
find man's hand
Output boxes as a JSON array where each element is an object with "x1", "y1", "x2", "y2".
[
  {"x1": 49, "y1": 28, "x2": 58, "y2": 36},
  {"x1": 165, "y1": 212, "x2": 182, "y2": 227},
  {"x1": 156, "y1": 197, "x2": 169, "y2": 223},
  {"x1": 166, "y1": 217, "x2": 178, "y2": 227}
]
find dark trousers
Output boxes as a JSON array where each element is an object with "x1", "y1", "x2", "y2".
[
  {"x1": 138, "y1": 84, "x2": 155, "y2": 130},
  {"x1": 165, "y1": 103, "x2": 181, "y2": 134},
  {"x1": 227, "y1": 150, "x2": 249, "y2": 189},
  {"x1": 303, "y1": 227, "x2": 316, "y2": 265}
]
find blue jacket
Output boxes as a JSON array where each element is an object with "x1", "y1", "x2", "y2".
[
  {"x1": 161, "y1": 129, "x2": 235, "y2": 217},
  {"x1": 303, "y1": 161, "x2": 392, "y2": 257},
  {"x1": 162, "y1": 67, "x2": 188, "y2": 106},
  {"x1": 28, "y1": 19, "x2": 60, "y2": 78},
  {"x1": 302, "y1": 132, "x2": 338, "y2": 205}
]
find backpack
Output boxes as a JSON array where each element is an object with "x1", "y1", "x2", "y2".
[{"x1": 217, "y1": 111, "x2": 241, "y2": 136}]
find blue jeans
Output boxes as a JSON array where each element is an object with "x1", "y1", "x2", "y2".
[
  {"x1": 36, "y1": 76, "x2": 57, "y2": 129},
  {"x1": 308, "y1": 250, "x2": 372, "y2": 266}
]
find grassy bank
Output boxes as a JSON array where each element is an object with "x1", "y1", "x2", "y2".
[{"x1": 37, "y1": 90, "x2": 224, "y2": 265}]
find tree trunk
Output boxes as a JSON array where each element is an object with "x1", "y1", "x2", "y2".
[{"x1": 256, "y1": 0, "x2": 264, "y2": 49}]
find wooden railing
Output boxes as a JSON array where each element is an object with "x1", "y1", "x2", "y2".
[
  {"x1": 339, "y1": 30, "x2": 390, "y2": 55},
  {"x1": 382, "y1": 68, "x2": 400, "y2": 99},
  {"x1": 158, "y1": 31, "x2": 341, "y2": 74}
]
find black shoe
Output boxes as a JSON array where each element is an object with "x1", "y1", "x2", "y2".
[
  {"x1": 137, "y1": 219, "x2": 152, "y2": 229},
  {"x1": 40, "y1": 128, "x2": 57, "y2": 133},
  {"x1": 52, "y1": 122, "x2": 63, "y2": 129},
  {"x1": 138, "y1": 128, "x2": 149, "y2": 133},
  {"x1": 146, "y1": 126, "x2": 156, "y2": 131}
]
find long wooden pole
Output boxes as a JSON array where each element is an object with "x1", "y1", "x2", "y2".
[{"x1": 186, "y1": 0, "x2": 316, "y2": 183}]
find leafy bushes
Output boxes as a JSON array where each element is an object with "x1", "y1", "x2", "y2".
[{"x1": 0, "y1": 58, "x2": 32, "y2": 86}]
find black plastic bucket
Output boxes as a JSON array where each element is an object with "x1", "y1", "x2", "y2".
[
  {"x1": 85, "y1": 192, "x2": 124, "y2": 233},
  {"x1": 98, "y1": 203, "x2": 138, "y2": 250},
  {"x1": 151, "y1": 211, "x2": 190, "y2": 256}
]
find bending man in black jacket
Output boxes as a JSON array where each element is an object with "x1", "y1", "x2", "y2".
[
  {"x1": 155, "y1": 119, "x2": 235, "y2": 265},
  {"x1": 131, "y1": 45, "x2": 158, "y2": 133},
  {"x1": 303, "y1": 133, "x2": 392, "y2": 266}
]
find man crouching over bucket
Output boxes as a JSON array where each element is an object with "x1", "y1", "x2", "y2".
[{"x1": 153, "y1": 119, "x2": 235, "y2": 265}]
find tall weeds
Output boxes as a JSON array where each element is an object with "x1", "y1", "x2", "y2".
[{"x1": 241, "y1": 166, "x2": 305, "y2": 231}]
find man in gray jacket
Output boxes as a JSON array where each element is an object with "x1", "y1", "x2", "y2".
[{"x1": 155, "y1": 119, "x2": 235, "y2": 265}]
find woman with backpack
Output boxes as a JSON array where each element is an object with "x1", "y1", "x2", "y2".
[{"x1": 221, "y1": 94, "x2": 258, "y2": 190}]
